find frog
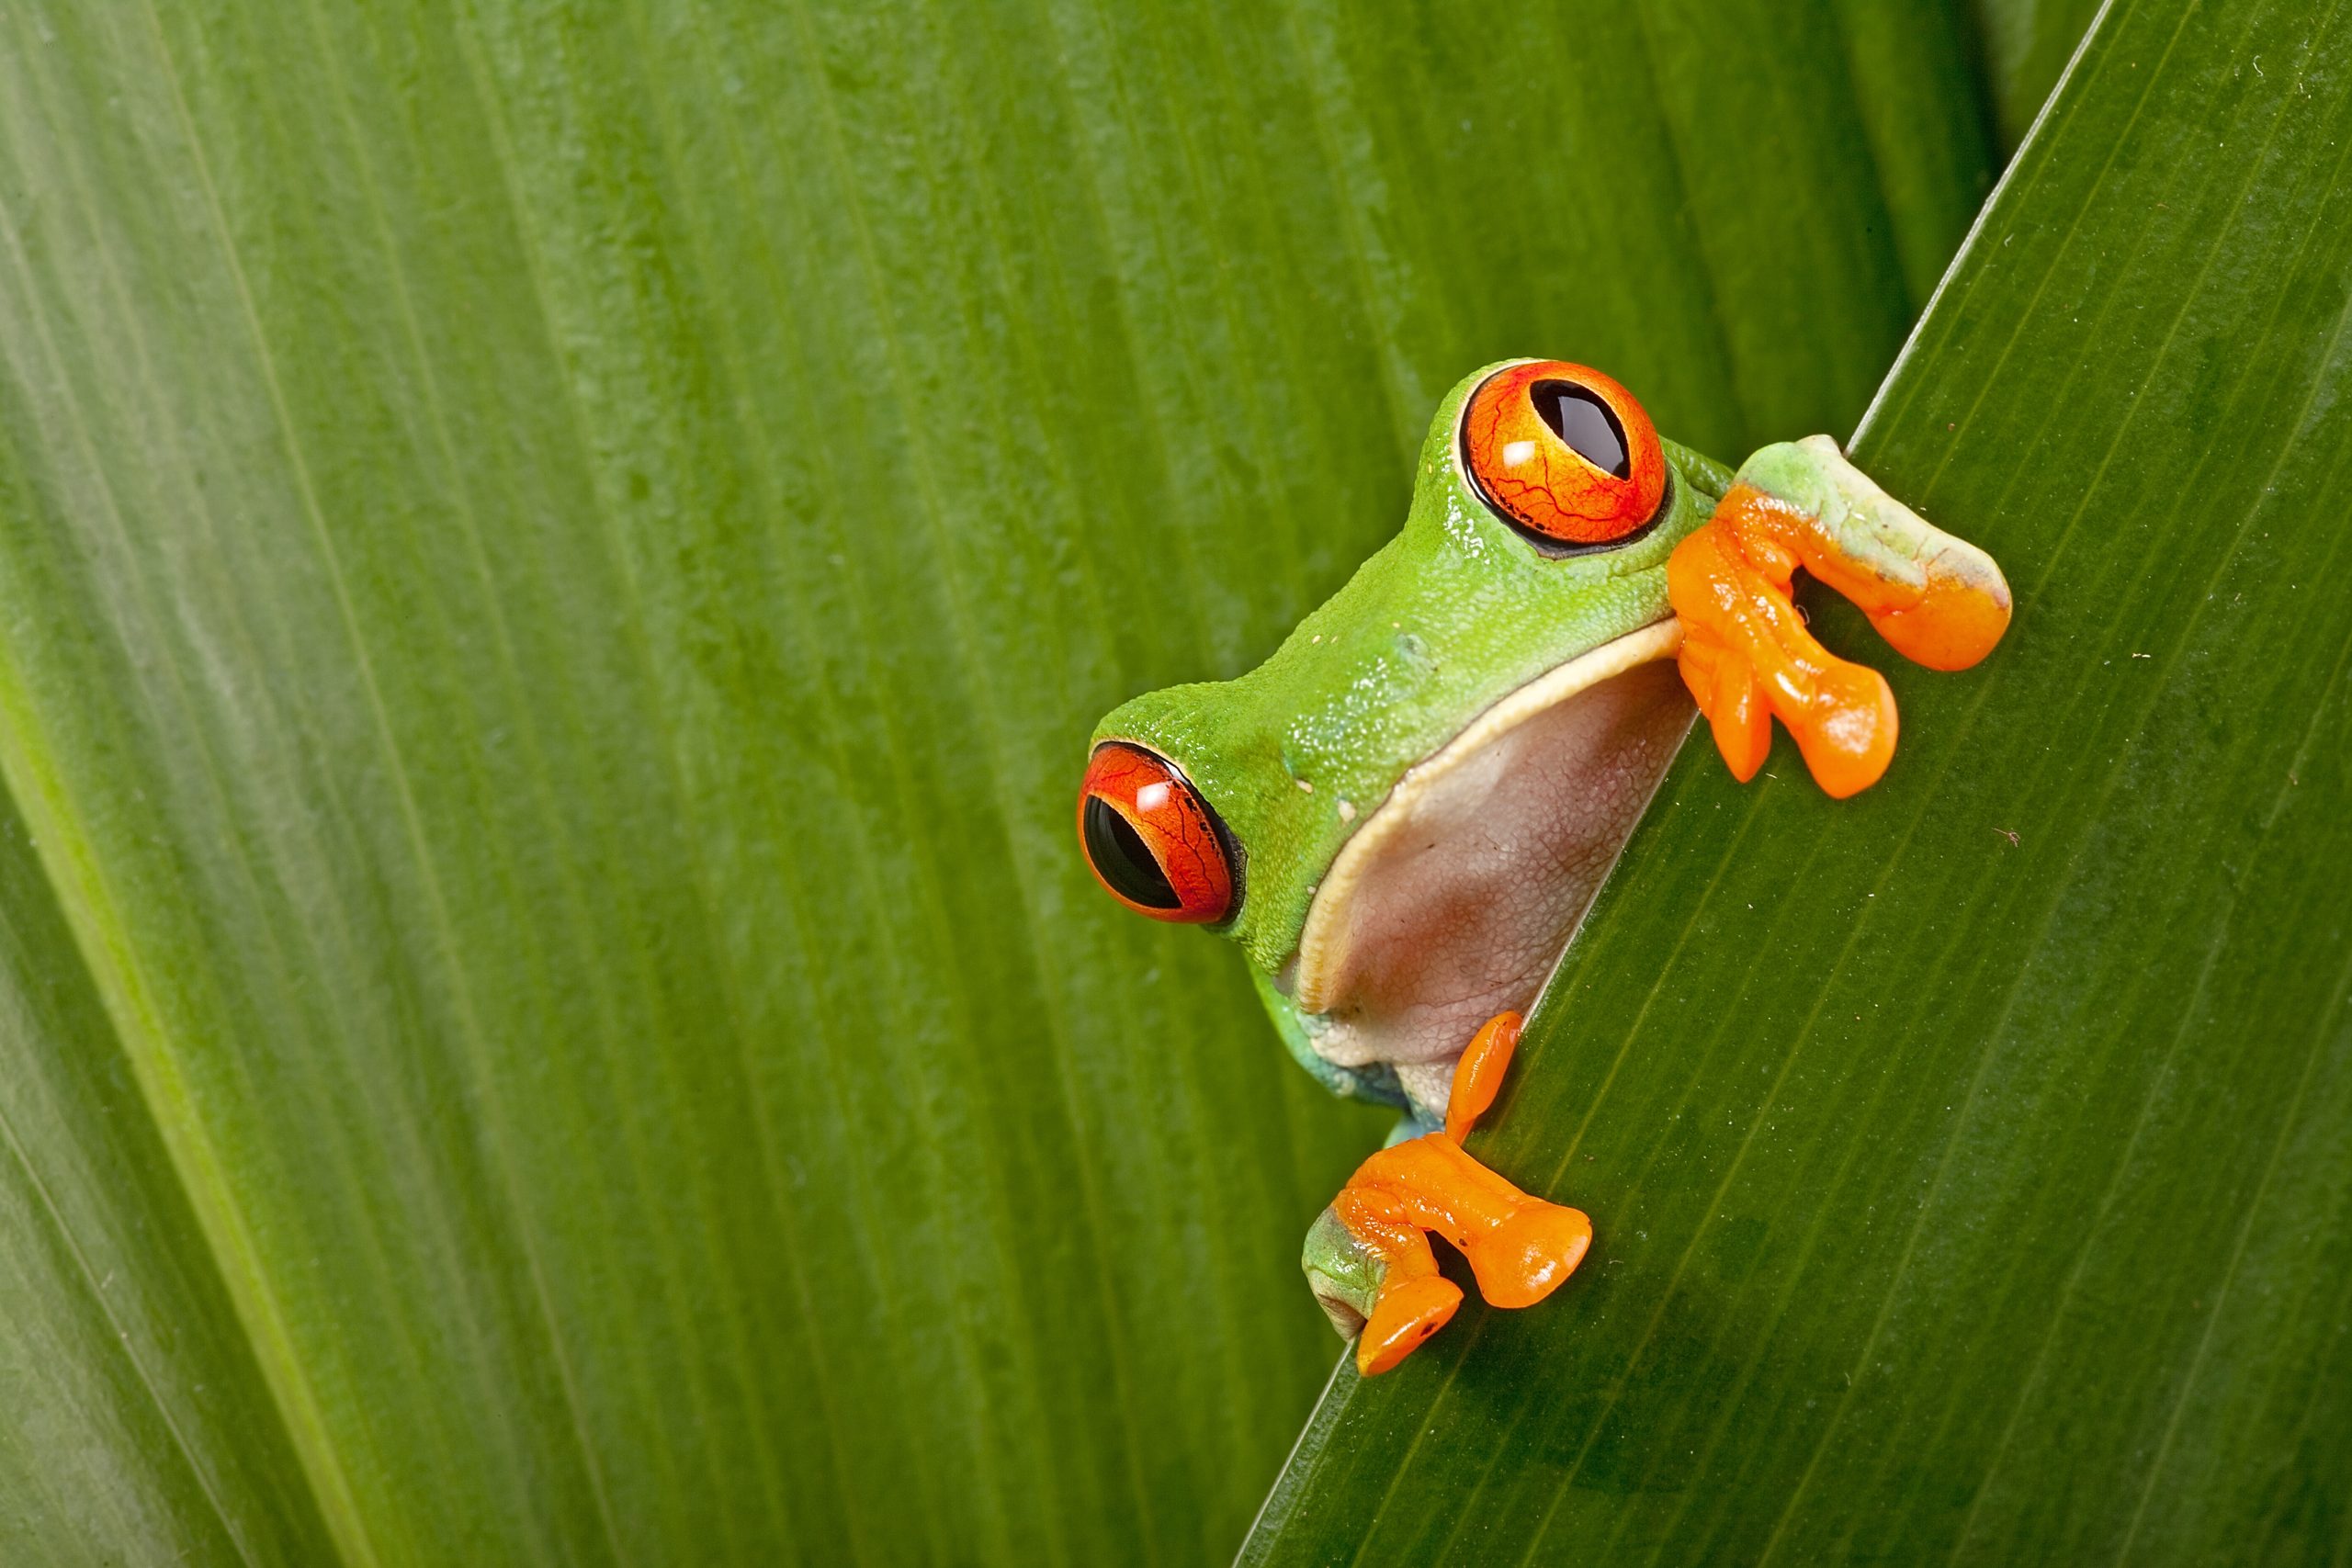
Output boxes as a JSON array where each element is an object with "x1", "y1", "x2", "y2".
[{"x1": 1077, "y1": 359, "x2": 2011, "y2": 1376}]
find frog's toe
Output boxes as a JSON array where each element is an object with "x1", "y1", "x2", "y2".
[
  {"x1": 1462, "y1": 1200, "x2": 1592, "y2": 1309},
  {"x1": 1443, "y1": 1010, "x2": 1523, "y2": 1142},
  {"x1": 1357, "y1": 1273, "x2": 1463, "y2": 1376},
  {"x1": 1676, "y1": 632, "x2": 1771, "y2": 784},
  {"x1": 1866, "y1": 542, "x2": 2013, "y2": 672},
  {"x1": 1788, "y1": 656, "x2": 1898, "y2": 800}
]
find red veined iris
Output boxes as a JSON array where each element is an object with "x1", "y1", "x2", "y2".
[
  {"x1": 1461, "y1": 360, "x2": 1668, "y2": 547},
  {"x1": 1077, "y1": 741, "x2": 1236, "y2": 923}
]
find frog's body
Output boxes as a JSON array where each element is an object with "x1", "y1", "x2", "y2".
[{"x1": 1080, "y1": 360, "x2": 2009, "y2": 1374}]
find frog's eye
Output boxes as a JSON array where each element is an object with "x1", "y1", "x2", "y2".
[
  {"x1": 1462, "y1": 360, "x2": 1668, "y2": 548},
  {"x1": 1078, "y1": 741, "x2": 1237, "y2": 924}
]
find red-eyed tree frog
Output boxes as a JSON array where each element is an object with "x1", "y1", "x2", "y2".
[{"x1": 1078, "y1": 361, "x2": 2010, "y2": 1376}]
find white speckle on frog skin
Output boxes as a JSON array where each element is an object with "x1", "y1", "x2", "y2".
[
  {"x1": 1296, "y1": 777, "x2": 1313, "y2": 793},
  {"x1": 1287, "y1": 649, "x2": 1408, "y2": 757},
  {"x1": 1440, "y1": 491, "x2": 1490, "y2": 557},
  {"x1": 1338, "y1": 800, "x2": 1356, "y2": 822}
]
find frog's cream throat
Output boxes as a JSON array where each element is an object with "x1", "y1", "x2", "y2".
[{"x1": 1288, "y1": 617, "x2": 1691, "y2": 1118}]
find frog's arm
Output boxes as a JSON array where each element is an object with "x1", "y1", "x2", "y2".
[{"x1": 1667, "y1": 435, "x2": 2011, "y2": 797}]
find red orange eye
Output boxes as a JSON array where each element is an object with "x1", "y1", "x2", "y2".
[
  {"x1": 1078, "y1": 742, "x2": 1236, "y2": 923},
  {"x1": 1461, "y1": 360, "x2": 1668, "y2": 547}
]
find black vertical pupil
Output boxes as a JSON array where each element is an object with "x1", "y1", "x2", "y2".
[
  {"x1": 1530, "y1": 381, "x2": 1631, "y2": 479},
  {"x1": 1084, "y1": 796, "x2": 1182, "y2": 908}
]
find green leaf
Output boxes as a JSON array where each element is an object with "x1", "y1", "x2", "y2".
[
  {"x1": 1244, "y1": 2, "x2": 2352, "y2": 1561},
  {"x1": 0, "y1": 785, "x2": 340, "y2": 1563},
  {"x1": 1969, "y1": 0, "x2": 2110, "y2": 150},
  {"x1": 0, "y1": 3, "x2": 1990, "y2": 1562}
]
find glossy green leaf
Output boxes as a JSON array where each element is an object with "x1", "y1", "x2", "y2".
[
  {"x1": 0, "y1": 3, "x2": 1990, "y2": 1563},
  {"x1": 1245, "y1": 2, "x2": 2352, "y2": 1562}
]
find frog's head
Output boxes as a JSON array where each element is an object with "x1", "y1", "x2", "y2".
[{"x1": 1078, "y1": 360, "x2": 1728, "y2": 1114}]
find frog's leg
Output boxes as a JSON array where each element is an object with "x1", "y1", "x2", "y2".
[
  {"x1": 1667, "y1": 434, "x2": 2012, "y2": 798},
  {"x1": 1304, "y1": 1011, "x2": 1590, "y2": 1376}
]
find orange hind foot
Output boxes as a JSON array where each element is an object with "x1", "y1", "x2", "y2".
[{"x1": 1301, "y1": 1011, "x2": 1591, "y2": 1376}]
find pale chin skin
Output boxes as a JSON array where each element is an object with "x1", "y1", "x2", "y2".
[{"x1": 1283, "y1": 621, "x2": 1692, "y2": 1126}]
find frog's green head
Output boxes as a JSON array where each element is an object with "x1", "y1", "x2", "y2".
[{"x1": 1079, "y1": 360, "x2": 1729, "y2": 1099}]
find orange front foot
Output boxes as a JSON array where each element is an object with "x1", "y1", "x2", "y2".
[
  {"x1": 1302, "y1": 1011, "x2": 1589, "y2": 1377},
  {"x1": 1668, "y1": 436, "x2": 2011, "y2": 797}
]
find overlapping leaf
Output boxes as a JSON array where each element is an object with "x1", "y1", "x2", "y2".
[{"x1": 1246, "y1": 2, "x2": 2352, "y2": 1560}]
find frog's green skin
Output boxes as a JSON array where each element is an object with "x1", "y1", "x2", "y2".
[{"x1": 1091, "y1": 362, "x2": 1733, "y2": 1130}]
